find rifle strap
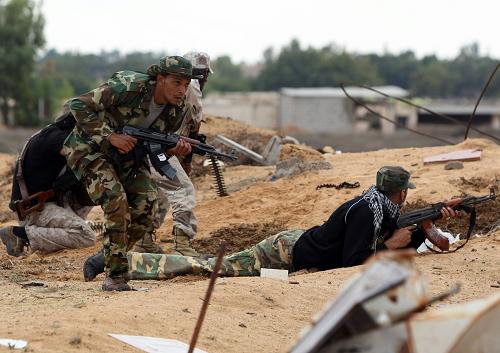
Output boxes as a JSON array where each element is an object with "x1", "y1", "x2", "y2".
[{"x1": 139, "y1": 99, "x2": 165, "y2": 128}]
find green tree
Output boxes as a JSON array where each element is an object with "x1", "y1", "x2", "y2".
[
  {"x1": 449, "y1": 43, "x2": 500, "y2": 97},
  {"x1": 366, "y1": 51, "x2": 419, "y2": 89},
  {"x1": 34, "y1": 59, "x2": 75, "y2": 123},
  {"x1": 0, "y1": 0, "x2": 45, "y2": 126},
  {"x1": 254, "y1": 39, "x2": 382, "y2": 90},
  {"x1": 205, "y1": 55, "x2": 251, "y2": 92},
  {"x1": 410, "y1": 56, "x2": 458, "y2": 97}
]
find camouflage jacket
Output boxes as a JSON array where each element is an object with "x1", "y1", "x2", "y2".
[
  {"x1": 176, "y1": 79, "x2": 202, "y2": 138},
  {"x1": 63, "y1": 70, "x2": 189, "y2": 178}
]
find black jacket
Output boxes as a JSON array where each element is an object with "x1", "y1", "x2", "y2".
[{"x1": 292, "y1": 196, "x2": 424, "y2": 271}]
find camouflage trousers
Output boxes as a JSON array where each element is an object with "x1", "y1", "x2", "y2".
[
  {"x1": 151, "y1": 156, "x2": 197, "y2": 238},
  {"x1": 128, "y1": 229, "x2": 304, "y2": 280},
  {"x1": 83, "y1": 158, "x2": 157, "y2": 277},
  {"x1": 20, "y1": 198, "x2": 95, "y2": 253}
]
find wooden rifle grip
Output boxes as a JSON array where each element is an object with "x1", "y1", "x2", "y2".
[
  {"x1": 422, "y1": 219, "x2": 450, "y2": 251},
  {"x1": 15, "y1": 190, "x2": 55, "y2": 221}
]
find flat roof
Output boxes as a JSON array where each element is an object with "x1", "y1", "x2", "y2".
[
  {"x1": 281, "y1": 85, "x2": 408, "y2": 99},
  {"x1": 421, "y1": 99, "x2": 500, "y2": 115}
]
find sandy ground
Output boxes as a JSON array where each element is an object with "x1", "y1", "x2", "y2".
[{"x1": 0, "y1": 130, "x2": 499, "y2": 352}]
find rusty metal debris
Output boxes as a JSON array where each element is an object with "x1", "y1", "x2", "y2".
[
  {"x1": 316, "y1": 181, "x2": 360, "y2": 190},
  {"x1": 188, "y1": 243, "x2": 226, "y2": 353},
  {"x1": 289, "y1": 250, "x2": 500, "y2": 353}
]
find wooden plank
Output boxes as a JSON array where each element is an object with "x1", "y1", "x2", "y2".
[{"x1": 423, "y1": 149, "x2": 482, "y2": 164}]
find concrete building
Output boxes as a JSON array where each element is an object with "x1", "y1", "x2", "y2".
[
  {"x1": 203, "y1": 86, "x2": 415, "y2": 134},
  {"x1": 278, "y1": 86, "x2": 415, "y2": 134},
  {"x1": 203, "y1": 92, "x2": 279, "y2": 129},
  {"x1": 418, "y1": 99, "x2": 500, "y2": 130},
  {"x1": 203, "y1": 87, "x2": 500, "y2": 135}
]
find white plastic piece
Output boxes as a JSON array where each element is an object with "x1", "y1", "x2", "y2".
[
  {"x1": 260, "y1": 268, "x2": 289, "y2": 282},
  {"x1": 108, "y1": 334, "x2": 207, "y2": 353},
  {"x1": 0, "y1": 339, "x2": 28, "y2": 349},
  {"x1": 417, "y1": 229, "x2": 460, "y2": 253}
]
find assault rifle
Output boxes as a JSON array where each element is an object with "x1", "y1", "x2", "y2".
[
  {"x1": 122, "y1": 125, "x2": 237, "y2": 180},
  {"x1": 397, "y1": 188, "x2": 496, "y2": 251}
]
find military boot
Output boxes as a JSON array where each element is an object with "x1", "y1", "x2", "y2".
[
  {"x1": 0, "y1": 226, "x2": 27, "y2": 257},
  {"x1": 172, "y1": 228, "x2": 199, "y2": 257},
  {"x1": 83, "y1": 250, "x2": 105, "y2": 282},
  {"x1": 102, "y1": 276, "x2": 131, "y2": 291},
  {"x1": 131, "y1": 232, "x2": 164, "y2": 254}
]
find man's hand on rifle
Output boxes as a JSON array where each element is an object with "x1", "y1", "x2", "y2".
[
  {"x1": 385, "y1": 226, "x2": 414, "y2": 249},
  {"x1": 436, "y1": 206, "x2": 460, "y2": 223},
  {"x1": 166, "y1": 139, "x2": 192, "y2": 157},
  {"x1": 108, "y1": 133, "x2": 137, "y2": 154}
]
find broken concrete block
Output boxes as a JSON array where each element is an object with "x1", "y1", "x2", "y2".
[
  {"x1": 288, "y1": 249, "x2": 500, "y2": 353},
  {"x1": 444, "y1": 161, "x2": 464, "y2": 170},
  {"x1": 423, "y1": 149, "x2": 481, "y2": 164}
]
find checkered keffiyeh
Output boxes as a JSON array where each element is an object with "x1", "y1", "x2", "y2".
[{"x1": 362, "y1": 185, "x2": 401, "y2": 250}]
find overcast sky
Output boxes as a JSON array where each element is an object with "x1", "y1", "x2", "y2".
[{"x1": 40, "y1": 0, "x2": 499, "y2": 63}]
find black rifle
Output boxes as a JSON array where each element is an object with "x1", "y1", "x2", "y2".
[
  {"x1": 397, "y1": 188, "x2": 496, "y2": 251},
  {"x1": 122, "y1": 125, "x2": 237, "y2": 180}
]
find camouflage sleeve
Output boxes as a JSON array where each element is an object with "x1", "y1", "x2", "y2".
[
  {"x1": 185, "y1": 80, "x2": 203, "y2": 126},
  {"x1": 69, "y1": 82, "x2": 122, "y2": 147}
]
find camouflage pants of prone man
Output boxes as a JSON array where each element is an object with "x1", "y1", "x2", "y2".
[
  {"x1": 83, "y1": 158, "x2": 157, "y2": 278},
  {"x1": 127, "y1": 229, "x2": 305, "y2": 279}
]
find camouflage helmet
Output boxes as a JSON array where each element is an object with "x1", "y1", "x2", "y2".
[
  {"x1": 183, "y1": 51, "x2": 214, "y2": 73},
  {"x1": 376, "y1": 166, "x2": 416, "y2": 193},
  {"x1": 147, "y1": 55, "x2": 203, "y2": 79}
]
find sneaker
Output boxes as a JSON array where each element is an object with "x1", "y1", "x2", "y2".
[
  {"x1": 101, "y1": 276, "x2": 131, "y2": 291},
  {"x1": 0, "y1": 226, "x2": 27, "y2": 257}
]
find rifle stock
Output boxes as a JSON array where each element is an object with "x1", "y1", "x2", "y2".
[{"x1": 14, "y1": 189, "x2": 55, "y2": 220}]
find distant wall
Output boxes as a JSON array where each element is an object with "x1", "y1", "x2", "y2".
[
  {"x1": 203, "y1": 92, "x2": 279, "y2": 129},
  {"x1": 278, "y1": 95, "x2": 352, "y2": 133}
]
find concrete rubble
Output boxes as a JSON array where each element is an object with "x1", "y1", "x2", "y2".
[{"x1": 289, "y1": 250, "x2": 500, "y2": 353}]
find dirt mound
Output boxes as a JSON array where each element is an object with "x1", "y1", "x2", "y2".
[
  {"x1": 279, "y1": 144, "x2": 324, "y2": 162},
  {"x1": 201, "y1": 115, "x2": 277, "y2": 143},
  {"x1": 456, "y1": 138, "x2": 498, "y2": 150},
  {"x1": 190, "y1": 115, "x2": 279, "y2": 176},
  {"x1": 194, "y1": 221, "x2": 287, "y2": 255},
  {"x1": 452, "y1": 175, "x2": 498, "y2": 192},
  {"x1": 201, "y1": 115, "x2": 276, "y2": 159}
]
